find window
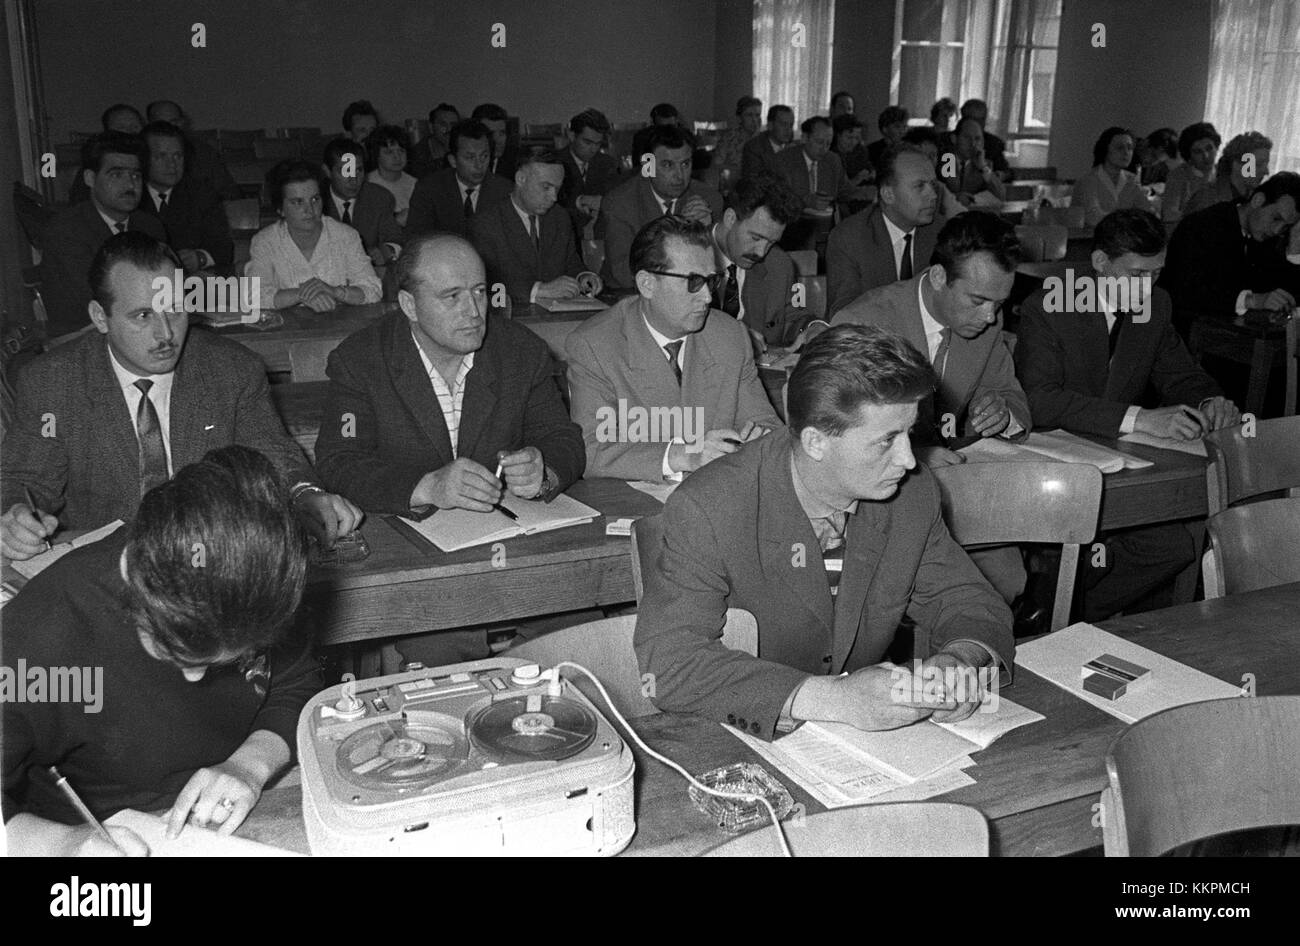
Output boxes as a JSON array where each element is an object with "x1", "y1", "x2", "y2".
[
  {"x1": 753, "y1": 0, "x2": 836, "y2": 123},
  {"x1": 986, "y1": 0, "x2": 1061, "y2": 135}
]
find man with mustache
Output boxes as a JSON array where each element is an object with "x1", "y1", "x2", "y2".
[
  {"x1": 40, "y1": 132, "x2": 166, "y2": 336},
  {"x1": 2, "y1": 232, "x2": 362, "y2": 560}
]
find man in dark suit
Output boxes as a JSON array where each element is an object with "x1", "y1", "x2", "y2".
[
  {"x1": 40, "y1": 132, "x2": 167, "y2": 337},
  {"x1": 942, "y1": 117, "x2": 1008, "y2": 207},
  {"x1": 774, "y1": 116, "x2": 855, "y2": 216},
  {"x1": 740, "y1": 105, "x2": 795, "y2": 181},
  {"x1": 469, "y1": 149, "x2": 585, "y2": 305},
  {"x1": 958, "y1": 99, "x2": 1011, "y2": 181},
  {"x1": 559, "y1": 108, "x2": 624, "y2": 237},
  {"x1": 407, "y1": 120, "x2": 513, "y2": 238},
  {"x1": 137, "y1": 121, "x2": 233, "y2": 273},
  {"x1": 67, "y1": 104, "x2": 145, "y2": 204},
  {"x1": 832, "y1": 211, "x2": 1029, "y2": 603},
  {"x1": 321, "y1": 137, "x2": 404, "y2": 268},
  {"x1": 408, "y1": 103, "x2": 458, "y2": 178},
  {"x1": 567, "y1": 216, "x2": 780, "y2": 482},
  {"x1": 470, "y1": 103, "x2": 518, "y2": 181},
  {"x1": 1, "y1": 233, "x2": 361, "y2": 559},
  {"x1": 710, "y1": 174, "x2": 806, "y2": 347},
  {"x1": 827, "y1": 145, "x2": 942, "y2": 314},
  {"x1": 145, "y1": 99, "x2": 240, "y2": 201},
  {"x1": 631, "y1": 103, "x2": 681, "y2": 168},
  {"x1": 1016, "y1": 209, "x2": 1240, "y2": 621},
  {"x1": 634, "y1": 324, "x2": 1013, "y2": 739},
  {"x1": 1160, "y1": 172, "x2": 1300, "y2": 336},
  {"x1": 597, "y1": 125, "x2": 724, "y2": 293}
]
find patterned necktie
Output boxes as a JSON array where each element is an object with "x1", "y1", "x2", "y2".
[
  {"x1": 663, "y1": 340, "x2": 684, "y2": 385},
  {"x1": 158, "y1": 191, "x2": 169, "y2": 210},
  {"x1": 899, "y1": 232, "x2": 914, "y2": 280},
  {"x1": 530, "y1": 214, "x2": 540, "y2": 251},
  {"x1": 809, "y1": 161, "x2": 818, "y2": 194},
  {"x1": 716, "y1": 263, "x2": 740, "y2": 317},
  {"x1": 1109, "y1": 312, "x2": 1126, "y2": 358},
  {"x1": 134, "y1": 380, "x2": 168, "y2": 494},
  {"x1": 463, "y1": 187, "x2": 476, "y2": 217},
  {"x1": 934, "y1": 327, "x2": 952, "y2": 380},
  {"x1": 663, "y1": 198, "x2": 675, "y2": 217},
  {"x1": 114, "y1": 221, "x2": 126, "y2": 233},
  {"x1": 342, "y1": 200, "x2": 353, "y2": 225}
]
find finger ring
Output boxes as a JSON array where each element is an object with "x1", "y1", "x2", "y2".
[{"x1": 218, "y1": 798, "x2": 236, "y2": 810}]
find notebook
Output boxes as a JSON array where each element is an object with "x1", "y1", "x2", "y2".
[
  {"x1": 10, "y1": 520, "x2": 125, "y2": 580},
  {"x1": 104, "y1": 809, "x2": 303, "y2": 857},
  {"x1": 533, "y1": 296, "x2": 607, "y2": 312},
  {"x1": 397, "y1": 493, "x2": 599, "y2": 552},
  {"x1": 960, "y1": 430, "x2": 1153, "y2": 473},
  {"x1": 1118, "y1": 431, "x2": 1209, "y2": 457}
]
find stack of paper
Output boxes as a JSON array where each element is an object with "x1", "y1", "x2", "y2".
[
  {"x1": 727, "y1": 698, "x2": 1043, "y2": 809},
  {"x1": 1118, "y1": 430, "x2": 1208, "y2": 457},
  {"x1": 105, "y1": 809, "x2": 303, "y2": 857},
  {"x1": 960, "y1": 430, "x2": 1153, "y2": 473},
  {"x1": 397, "y1": 493, "x2": 598, "y2": 553},
  {"x1": 533, "y1": 297, "x2": 606, "y2": 312},
  {"x1": 10, "y1": 520, "x2": 125, "y2": 580}
]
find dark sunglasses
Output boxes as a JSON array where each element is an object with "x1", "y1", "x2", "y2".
[{"x1": 647, "y1": 270, "x2": 723, "y2": 294}]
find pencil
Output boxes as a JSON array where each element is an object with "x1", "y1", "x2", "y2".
[
  {"x1": 21, "y1": 485, "x2": 52, "y2": 552},
  {"x1": 492, "y1": 460, "x2": 519, "y2": 521},
  {"x1": 49, "y1": 766, "x2": 126, "y2": 854}
]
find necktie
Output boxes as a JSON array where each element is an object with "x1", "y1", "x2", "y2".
[
  {"x1": 663, "y1": 198, "x2": 675, "y2": 217},
  {"x1": 530, "y1": 214, "x2": 540, "y2": 251},
  {"x1": 715, "y1": 263, "x2": 740, "y2": 317},
  {"x1": 134, "y1": 380, "x2": 168, "y2": 494},
  {"x1": 577, "y1": 161, "x2": 588, "y2": 182},
  {"x1": 934, "y1": 328, "x2": 952, "y2": 380},
  {"x1": 809, "y1": 161, "x2": 818, "y2": 194},
  {"x1": 1109, "y1": 312, "x2": 1126, "y2": 358},
  {"x1": 899, "y1": 232, "x2": 914, "y2": 280},
  {"x1": 342, "y1": 200, "x2": 353, "y2": 225},
  {"x1": 158, "y1": 192, "x2": 169, "y2": 210},
  {"x1": 114, "y1": 221, "x2": 126, "y2": 233},
  {"x1": 464, "y1": 187, "x2": 476, "y2": 217},
  {"x1": 663, "y1": 340, "x2": 684, "y2": 385},
  {"x1": 812, "y1": 511, "x2": 847, "y2": 596}
]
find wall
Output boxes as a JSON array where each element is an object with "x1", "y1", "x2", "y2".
[
  {"x1": 1049, "y1": 0, "x2": 1212, "y2": 179},
  {"x1": 830, "y1": 0, "x2": 896, "y2": 137},
  {"x1": 36, "y1": 0, "x2": 718, "y2": 143}
]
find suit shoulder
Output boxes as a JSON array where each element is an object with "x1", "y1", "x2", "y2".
[
  {"x1": 18, "y1": 333, "x2": 98, "y2": 390},
  {"x1": 701, "y1": 307, "x2": 753, "y2": 350},
  {"x1": 567, "y1": 303, "x2": 626, "y2": 348},
  {"x1": 488, "y1": 314, "x2": 552, "y2": 361},
  {"x1": 361, "y1": 181, "x2": 397, "y2": 209},
  {"x1": 762, "y1": 244, "x2": 794, "y2": 278},
  {"x1": 184, "y1": 328, "x2": 271, "y2": 376},
  {"x1": 832, "y1": 280, "x2": 900, "y2": 325}
]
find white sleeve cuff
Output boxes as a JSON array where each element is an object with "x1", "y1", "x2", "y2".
[
  {"x1": 1120, "y1": 406, "x2": 1140, "y2": 434},
  {"x1": 529, "y1": 282, "x2": 541, "y2": 304},
  {"x1": 1235, "y1": 289, "x2": 1252, "y2": 315},
  {"x1": 662, "y1": 439, "x2": 685, "y2": 480}
]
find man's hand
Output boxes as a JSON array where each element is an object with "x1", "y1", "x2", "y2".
[
  {"x1": 411, "y1": 458, "x2": 502, "y2": 512},
  {"x1": 794, "y1": 665, "x2": 933, "y2": 731},
  {"x1": 498, "y1": 447, "x2": 545, "y2": 498},
  {"x1": 1251, "y1": 289, "x2": 1297, "y2": 313},
  {"x1": 955, "y1": 192, "x2": 976, "y2": 207},
  {"x1": 61, "y1": 824, "x2": 149, "y2": 857},
  {"x1": 915, "y1": 445, "x2": 966, "y2": 467},
  {"x1": 536, "y1": 276, "x2": 581, "y2": 300},
  {"x1": 809, "y1": 192, "x2": 832, "y2": 212},
  {"x1": 748, "y1": 326, "x2": 769, "y2": 356},
  {"x1": 575, "y1": 195, "x2": 602, "y2": 217},
  {"x1": 970, "y1": 391, "x2": 1011, "y2": 437},
  {"x1": 738, "y1": 420, "x2": 771, "y2": 443},
  {"x1": 1134, "y1": 404, "x2": 1208, "y2": 440},
  {"x1": 677, "y1": 194, "x2": 713, "y2": 226},
  {"x1": 1, "y1": 503, "x2": 58, "y2": 561},
  {"x1": 177, "y1": 248, "x2": 204, "y2": 272},
  {"x1": 673, "y1": 428, "x2": 743, "y2": 472},
  {"x1": 920, "y1": 650, "x2": 987, "y2": 724},
  {"x1": 1199, "y1": 396, "x2": 1242, "y2": 431},
  {"x1": 295, "y1": 491, "x2": 364, "y2": 547},
  {"x1": 368, "y1": 246, "x2": 388, "y2": 268}
]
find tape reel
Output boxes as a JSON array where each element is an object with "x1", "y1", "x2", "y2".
[
  {"x1": 337, "y1": 712, "x2": 469, "y2": 791},
  {"x1": 468, "y1": 695, "x2": 598, "y2": 762}
]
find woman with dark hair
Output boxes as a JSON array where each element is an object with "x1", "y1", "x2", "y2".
[
  {"x1": 246, "y1": 159, "x2": 381, "y2": 311},
  {"x1": 1138, "y1": 127, "x2": 1180, "y2": 185},
  {"x1": 1070, "y1": 127, "x2": 1152, "y2": 226},
  {"x1": 1162, "y1": 121, "x2": 1221, "y2": 223},
  {"x1": 366, "y1": 125, "x2": 417, "y2": 228},
  {"x1": 2, "y1": 445, "x2": 321, "y2": 856}
]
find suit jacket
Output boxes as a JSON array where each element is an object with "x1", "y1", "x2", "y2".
[
  {"x1": 831, "y1": 275, "x2": 1031, "y2": 443},
  {"x1": 1014, "y1": 284, "x2": 1221, "y2": 437},
  {"x1": 468, "y1": 198, "x2": 584, "y2": 304},
  {"x1": 1160, "y1": 201, "x2": 1300, "y2": 332},
  {"x1": 187, "y1": 138, "x2": 241, "y2": 201},
  {"x1": 596, "y1": 176, "x2": 725, "y2": 292},
  {"x1": 774, "y1": 146, "x2": 854, "y2": 212},
  {"x1": 740, "y1": 133, "x2": 786, "y2": 181},
  {"x1": 715, "y1": 240, "x2": 804, "y2": 346},
  {"x1": 826, "y1": 204, "x2": 941, "y2": 315},
  {"x1": 559, "y1": 149, "x2": 624, "y2": 233},
  {"x1": 324, "y1": 182, "x2": 404, "y2": 253},
  {"x1": 314, "y1": 311, "x2": 583, "y2": 514},
  {"x1": 565, "y1": 296, "x2": 781, "y2": 481},
  {"x1": 1, "y1": 329, "x2": 314, "y2": 530},
  {"x1": 406, "y1": 138, "x2": 450, "y2": 180},
  {"x1": 491, "y1": 145, "x2": 519, "y2": 183},
  {"x1": 39, "y1": 201, "x2": 166, "y2": 336},
  {"x1": 633, "y1": 433, "x2": 1014, "y2": 739},
  {"x1": 406, "y1": 168, "x2": 513, "y2": 239},
  {"x1": 138, "y1": 177, "x2": 234, "y2": 269}
]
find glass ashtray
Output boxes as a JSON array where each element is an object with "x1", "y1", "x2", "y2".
[
  {"x1": 689, "y1": 762, "x2": 795, "y2": 834},
  {"x1": 311, "y1": 530, "x2": 371, "y2": 565}
]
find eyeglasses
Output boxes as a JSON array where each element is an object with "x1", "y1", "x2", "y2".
[{"x1": 646, "y1": 270, "x2": 722, "y2": 294}]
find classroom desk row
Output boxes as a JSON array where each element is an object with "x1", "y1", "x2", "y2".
[{"x1": 238, "y1": 581, "x2": 1300, "y2": 856}]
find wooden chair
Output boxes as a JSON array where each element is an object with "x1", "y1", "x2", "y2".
[
  {"x1": 795, "y1": 275, "x2": 827, "y2": 319},
  {"x1": 508, "y1": 609, "x2": 759, "y2": 719},
  {"x1": 1101, "y1": 696, "x2": 1300, "y2": 856},
  {"x1": 1202, "y1": 498, "x2": 1300, "y2": 598},
  {"x1": 788, "y1": 249, "x2": 818, "y2": 277},
  {"x1": 703, "y1": 802, "x2": 989, "y2": 856},
  {"x1": 932, "y1": 461, "x2": 1103, "y2": 632},
  {"x1": 1203, "y1": 416, "x2": 1300, "y2": 515},
  {"x1": 223, "y1": 198, "x2": 262, "y2": 232},
  {"x1": 286, "y1": 338, "x2": 342, "y2": 383},
  {"x1": 1016, "y1": 259, "x2": 1073, "y2": 282},
  {"x1": 1013, "y1": 223, "x2": 1068, "y2": 262}
]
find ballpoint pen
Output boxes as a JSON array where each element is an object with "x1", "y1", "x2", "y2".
[
  {"x1": 492, "y1": 460, "x2": 519, "y2": 521},
  {"x1": 22, "y1": 484, "x2": 53, "y2": 552}
]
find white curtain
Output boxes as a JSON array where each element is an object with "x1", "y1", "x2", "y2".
[
  {"x1": 753, "y1": 0, "x2": 836, "y2": 123},
  {"x1": 1205, "y1": 0, "x2": 1300, "y2": 172}
]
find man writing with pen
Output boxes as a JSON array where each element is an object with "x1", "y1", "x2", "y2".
[{"x1": 312, "y1": 232, "x2": 585, "y2": 663}]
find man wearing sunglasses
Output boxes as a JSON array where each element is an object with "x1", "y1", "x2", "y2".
[{"x1": 567, "y1": 216, "x2": 781, "y2": 481}]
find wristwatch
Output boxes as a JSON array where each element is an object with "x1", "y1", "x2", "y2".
[{"x1": 530, "y1": 465, "x2": 561, "y2": 502}]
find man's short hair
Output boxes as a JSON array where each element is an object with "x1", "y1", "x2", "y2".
[
  {"x1": 788, "y1": 325, "x2": 935, "y2": 436},
  {"x1": 1218, "y1": 130, "x2": 1273, "y2": 178},
  {"x1": 1177, "y1": 121, "x2": 1221, "y2": 161},
  {"x1": 570, "y1": 108, "x2": 610, "y2": 136},
  {"x1": 801, "y1": 115, "x2": 832, "y2": 137},
  {"x1": 341, "y1": 99, "x2": 379, "y2": 132},
  {"x1": 470, "y1": 102, "x2": 509, "y2": 124},
  {"x1": 877, "y1": 106, "x2": 910, "y2": 132},
  {"x1": 1094, "y1": 208, "x2": 1166, "y2": 259},
  {"x1": 954, "y1": 115, "x2": 983, "y2": 138},
  {"x1": 629, "y1": 216, "x2": 712, "y2": 281},
  {"x1": 394, "y1": 232, "x2": 479, "y2": 294},
  {"x1": 932, "y1": 211, "x2": 1021, "y2": 281},
  {"x1": 645, "y1": 123, "x2": 696, "y2": 155},
  {"x1": 960, "y1": 98, "x2": 988, "y2": 118},
  {"x1": 1091, "y1": 126, "x2": 1134, "y2": 167},
  {"x1": 930, "y1": 97, "x2": 958, "y2": 125},
  {"x1": 516, "y1": 146, "x2": 563, "y2": 171},
  {"x1": 448, "y1": 119, "x2": 492, "y2": 157},
  {"x1": 81, "y1": 131, "x2": 148, "y2": 175},
  {"x1": 832, "y1": 113, "x2": 865, "y2": 138},
  {"x1": 428, "y1": 103, "x2": 459, "y2": 124},
  {"x1": 903, "y1": 126, "x2": 941, "y2": 148},
  {"x1": 728, "y1": 174, "x2": 803, "y2": 226},
  {"x1": 830, "y1": 90, "x2": 854, "y2": 110},
  {"x1": 101, "y1": 103, "x2": 143, "y2": 131},
  {"x1": 267, "y1": 159, "x2": 325, "y2": 210},
  {"x1": 125, "y1": 445, "x2": 309, "y2": 665},
  {"x1": 145, "y1": 99, "x2": 182, "y2": 122},
  {"x1": 1145, "y1": 127, "x2": 1178, "y2": 160},
  {"x1": 767, "y1": 105, "x2": 794, "y2": 123},
  {"x1": 88, "y1": 231, "x2": 182, "y2": 310},
  {"x1": 876, "y1": 143, "x2": 929, "y2": 187},
  {"x1": 322, "y1": 136, "x2": 366, "y2": 169},
  {"x1": 141, "y1": 120, "x2": 185, "y2": 147},
  {"x1": 649, "y1": 102, "x2": 679, "y2": 123},
  {"x1": 735, "y1": 95, "x2": 762, "y2": 115},
  {"x1": 1251, "y1": 170, "x2": 1300, "y2": 207}
]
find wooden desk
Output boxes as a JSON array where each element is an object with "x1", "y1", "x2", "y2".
[
  {"x1": 201, "y1": 302, "x2": 396, "y2": 374},
  {"x1": 240, "y1": 582, "x2": 1300, "y2": 856},
  {"x1": 1188, "y1": 314, "x2": 1296, "y2": 418}
]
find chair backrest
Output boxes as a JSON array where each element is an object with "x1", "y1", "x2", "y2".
[
  {"x1": 795, "y1": 275, "x2": 827, "y2": 318},
  {"x1": 1016, "y1": 259, "x2": 1073, "y2": 283},
  {"x1": 286, "y1": 338, "x2": 342, "y2": 383},
  {"x1": 932, "y1": 461, "x2": 1102, "y2": 631},
  {"x1": 1203, "y1": 416, "x2": 1300, "y2": 514},
  {"x1": 1026, "y1": 204, "x2": 1086, "y2": 228},
  {"x1": 703, "y1": 802, "x2": 989, "y2": 856},
  {"x1": 1202, "y1": 498, "x2": 1300, "y2": 598},
  {"x1": 1102, "y1": 696, "x2": 1300, "y2": 856},
  {"x1": 223, "y1": 198, "x2": 262, "y2": 232},
  {"x1": 12, "y1": 182, "x2": 51, "y2": 252},
  {"x1": 508, "y1": 608, "x2": 758, "y2": 719},
  {"x1": 1014, "y1": 223, "x2": 1068, "y2": 262},
  {"x1": 1287, "y1": 316, "x2": 1297, "y2": 418},
  {"x1": 629, "y1": 515, "x2": 661, "y2": 603},
  {"x1": 787, "y1": 249, "x2": 818, "y2": 277}
]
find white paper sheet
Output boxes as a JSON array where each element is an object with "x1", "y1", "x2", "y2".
[
  {"x1": 104, "y1": 809, "x2": 303, "y2": 857},
  {"x1": 11, "y1": 520, "x2": 125, "y2": 580}
]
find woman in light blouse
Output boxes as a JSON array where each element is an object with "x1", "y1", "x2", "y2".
[
  {"x1": 246, "y1": 160, "x2": 382, "y2": 311},
  {"x1": 1070, "y1": 127, "x2": 1151, "y2": 227},
  {"x1": 366, "y1": 125, "x2": 417, "y2": 228},
  {"x1": 1162, "y1": 122, "x2": 1220, "y2": 223}
]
